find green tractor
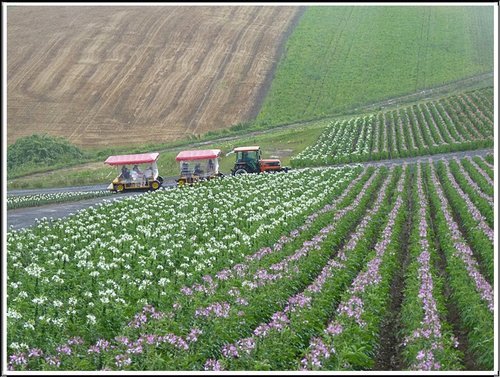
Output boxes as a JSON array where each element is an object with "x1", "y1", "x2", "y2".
[{"x1": 229, "y1": 146, "x2": 289, "y2": 175}]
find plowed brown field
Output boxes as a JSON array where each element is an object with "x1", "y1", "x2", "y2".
[{"x1": 7, "y1": 6, "x2": 302, "y2": 147}]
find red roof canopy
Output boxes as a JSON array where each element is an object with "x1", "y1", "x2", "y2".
[
  {"x1": 233, "y1": 146, "x2": 260, "y2": 152},
  {"x1": 105, "y1": 152, "x2": 159, "y2": 165},
  {"x1": 175, "y1": 149, "x2": 221, "y2": 161}
]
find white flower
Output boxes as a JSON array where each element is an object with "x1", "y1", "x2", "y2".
[
  {"x1": 52, "y1": 318, "x2": 65, "y2": 327},
  {"x1": 86, "y1": 314, "x2": 96, "y2": 324},
  {"x1": 10, "y1": 342, "x2": 20, "y2": 350},
  {"x1": 32, "y1": 296, "x2": 47, "y2": 305},
  {"x1": 23, "y1": 321, "x2": 35, "y2": 330},
  {"x1": 68, "y1": 297, "x2": 78, "y2": 306},
  {"x1": 7, "y1": 309, "x2": 22, "y2": 319},
  {"x1": 10, "y1": 282, "x2": 21, "y2": 289},
  {"x1": 158, "y1": 278, "x2": 170, "y2": 287}
]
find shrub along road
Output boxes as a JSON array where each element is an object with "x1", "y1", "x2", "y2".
[{"x1": 6, "y1": 148, "x2": 493, "y2": 230}]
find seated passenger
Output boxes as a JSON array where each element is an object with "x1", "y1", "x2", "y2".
[
  {"x1": 207, "y1": 159, "x2": 215, "y2": 173},
  {"x1": 131, "y1": 165, "x2": 142, "y2": 181},
  {"x1": 144, "y1": 166, "x2": 154, "y2": 180},
  {"x1": 194, "y1": 163, "x2": 203, "y2": 176},
  {"x1": 181, "y1": 162, "x2": 190, "y2": 176},
  {"x1": 121, "y1": 166, "x2": 131, "y2": 180}
]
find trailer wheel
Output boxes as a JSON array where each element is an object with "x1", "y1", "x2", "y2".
[
  {"x1": 150, "y1": 181, "x2": 160, "y2": 190},
  {"x1": 115, "y1": 184, "x2": 125, "y2": 192}
]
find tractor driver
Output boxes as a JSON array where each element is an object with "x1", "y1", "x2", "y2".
[{"x1": 241, "y1": 151, "x2": 257, "y2": 172}]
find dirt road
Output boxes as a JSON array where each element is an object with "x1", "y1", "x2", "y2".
[{"x1": 6, "y1": 148, "x2": 494, "y2": 231}]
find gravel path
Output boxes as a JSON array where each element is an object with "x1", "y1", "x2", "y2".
[{"x1": 6, "y1": 148, "x2": 494, "y2": 231}]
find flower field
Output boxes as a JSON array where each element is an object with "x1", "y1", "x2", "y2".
[
  {"x1": 291, "y1": 88, "x2": 494, "y2": 167},
  {"x1": 7, "y1": 191, "x2": 113, "y2": 210},
  {"x1": 6, "y1": 156, "x2": 494, "y2": 371}
]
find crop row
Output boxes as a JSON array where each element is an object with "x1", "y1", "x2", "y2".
[
  {"x1": 291, "y1": 88, "x2": 494, "y2": 167},
  {"x1": 7, "y1": 156, "x2": 493, "y2": 371},
  {"x1": 7, "y1": 167, "x2": 361, "y2": 356},
  {"x1": 7, "y1": 191, "x2": 114, "y2": 210}
]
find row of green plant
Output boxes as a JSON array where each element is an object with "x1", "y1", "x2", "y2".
[
  {"x1": 291, "y1": 87, "x2": 494, "y2": 167},
  {"x1": 219, "y1": 167, "x2": 401, "y2": 371},
  {"x1": 299, "y1": 166, "x2": 407, "y2": 371},
  {"x1": 448, "y1": 159, "x2": 493, "y2": 228},
  {"x1": 6, "y1": 167, "x2": 360, "y2": 359},
  {"x1": 399, "y1": 164, "x2": 462, "y2": 370},
  {"x1": 434, "y1": 161, "x2": 493, "y2": 283},
  {"x1": 166, "y1": 168, "x2": 387, "y2": 371},
  {"x1": 7, "y1": 191, "x2": 114, "y2": 210},
  {"x1": 7, "y1": 166, "x2": 382, "y2": 370},
  {"x1": 460, "y1": 158, "x2": 494, "y2": 197},
  {"x1": 7, "y1": 158, "x2": 493, "y2": 371},
  {"x1": 472, "y1": 156, "x2": 494, "y2": 180},
  {"x1": 424, "y1": 163, "x2": 493, "y2": 370}
]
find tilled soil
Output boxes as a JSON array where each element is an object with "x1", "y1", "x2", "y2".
[
  {"x1": 7, "y1": 6, "x2": 301, "y2": 147},
  {"x1": 373, "y1": 169, "x2": 414, "y2": 370}
]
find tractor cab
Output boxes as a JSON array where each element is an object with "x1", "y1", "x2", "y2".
[
  {"x1": 231, "y1": 146, "x2": 289, "y2": 175},
  {"x1": 175, "y1": 149, "x2": 223, "y2": 186},
  {"x1": 234, "y1": 146, "x2": 261, "y2": 174},
  {"x1": 105, "y1": 152, "x2": 163, "y2": 192}
]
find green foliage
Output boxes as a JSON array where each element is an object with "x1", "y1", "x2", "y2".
[
  {"x1": 7, "y1": 191, "x2": 113, "y2": 210},
  {"x1": 472, "y1": 156, "x2": 494, "y2": 179},
  {"x1": 7, "y1": 134, "x2": 87, "y2": 175},
  {"x1": 291, "y1": 87, "x2": 494, "y2": 168},
  {"x1": 399, "y1": 164, "x2": 463, "y2": 370},
  {"x1": 448, "y1": 160, "x2": 493, "y2": 227},
  {"x1": 257, "y1": 6, "x2": 494, "y2": 126},
  {"x1": 423, "y1": 163, "x2": 493, "y2": 370},
  {"x1": 435, "y1": 161, "x2": 493, "y2": 282},
  {"x1": 484, "y1": 154, "x2": 493, "y2": 165},
  {"x1": 6, "y1": 160, "x2": 493, "y2": 371}
]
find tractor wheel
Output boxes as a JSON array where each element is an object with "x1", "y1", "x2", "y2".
[
  {"x1": 115, "y1": 183, "x2": 125, "y2": 193},
  {"x1": 150, "y1": 180, "x2": 160, "y2": 191},
  {"x1": 233, "y1": 168, "x2": 249, "y2": 175}
]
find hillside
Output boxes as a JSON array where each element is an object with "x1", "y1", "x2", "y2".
[
  {"x1": 257, "y1": 6, "x2": 494, "y2": 125},
  {"x1": 7, "y1": 6, "x2": 302, "y2": 147}
]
